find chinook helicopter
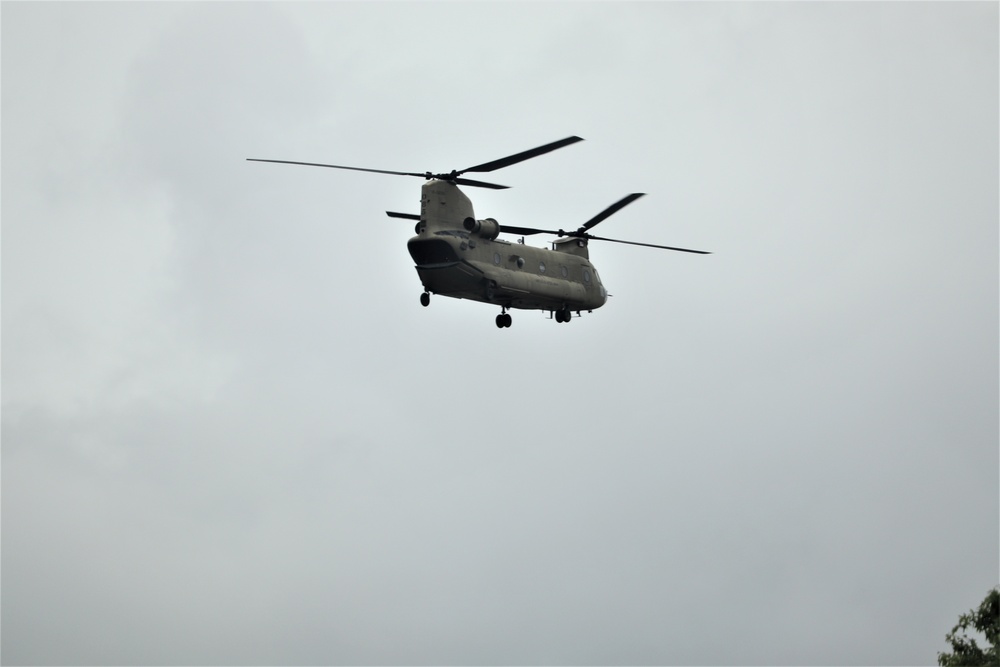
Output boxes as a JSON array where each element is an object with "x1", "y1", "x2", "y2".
[{"x1": 248, "y1": 136, "x2": 709, "y2": 328}]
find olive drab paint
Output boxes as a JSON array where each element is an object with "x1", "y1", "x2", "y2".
[{"x1": 407, "y1": 180, "x2": 607, "y2": 320}]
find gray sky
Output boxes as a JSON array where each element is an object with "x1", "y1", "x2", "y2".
[{"x1": 2, "y1": 2, "x2": 997, "y2": 665}]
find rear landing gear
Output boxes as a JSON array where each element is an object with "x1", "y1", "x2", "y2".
[
  {"x1": 420, "y1": 292, "x2": 430, "y2": 307},
  {"x1": 495, "y1": 309, "x2": 512, "y2": 328},
  {"x1": 555, "y1": 308, "x2": 572, "y2": 323}
]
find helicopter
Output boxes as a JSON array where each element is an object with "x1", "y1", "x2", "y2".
[{"x1": 247, "y1": 136, "x2": 709, "y2": 328}]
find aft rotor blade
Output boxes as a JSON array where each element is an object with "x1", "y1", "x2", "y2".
[
  {"x1": 386, "y1": 211, "x2": 421, "y2": 220},
  {"x1": 461, "y1": 136, "x2": 584, "y2": 174},
  {"x1": 453, "y1": 177, "x2": 510, "y2": 190},
  {"x1": 248, "y1": 158, "x2": 510, "y2": 189},
  {"x1": 247, "y1": 158, "x2": 425, "y2": 178},
  {"x1": 587, "y1": 234, "x2": 712, "y2": 254},
  {"x1": 579, "y1": 193, "x2": 646, "y2": 232}
]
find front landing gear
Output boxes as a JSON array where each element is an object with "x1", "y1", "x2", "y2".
[
  {"x1": 495, "y1": 308, "x2": 512, "y2": 328},
  {"x1": 555, "y1": 308, "x2": 573, "y2": 323},
  {"x1": 420, "y1": 291, "x2": 430, "y2": 307}
]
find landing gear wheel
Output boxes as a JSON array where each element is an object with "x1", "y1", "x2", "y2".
[
  {"x1": 420, "y1": 292, "x2": 430, "y2": 307},
  {"x1": 556, "y1": 308, "x2": 572, "y2": 323},
  {"x1": 496, "y1": 313, "x2": 512, "y2": 328},
  {"x1": 503, "y1": 313, "x2": 512, "y2": 327}
]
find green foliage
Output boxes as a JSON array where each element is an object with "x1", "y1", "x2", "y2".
[{"x1": 938, "y1": 587, "x2": 1000, "y2": 666}]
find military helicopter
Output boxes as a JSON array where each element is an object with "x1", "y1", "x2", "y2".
[{"x1": 248, "y1": 136, "x2": 709, "y2": 328}]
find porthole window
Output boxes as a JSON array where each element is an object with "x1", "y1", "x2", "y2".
[
  {"x1": 560, "y1": 266, "x2": 568, "y2": 278},
  {"x1": 583, "y1": 269, "x2": 592, "y2": 284},
  {"x1": 493, "y1": 252, "x2": 502, "y2": 265},
  {"x1": 539, "y1": 261, "x2": 546, "y2": 273}
]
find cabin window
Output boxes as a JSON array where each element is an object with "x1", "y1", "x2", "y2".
[
  {"x1": 583, "y1": 268, "x2": 592, "y2": 284},
  {"x1": 493, "y1": 252, "x2": 501, "y2": 265},
  {"x1": 539, "y1": 261, "x2": 546, "y2": 273},
  {"x1": 560, "y1": 266, "x2": 568, "y2": 278}
]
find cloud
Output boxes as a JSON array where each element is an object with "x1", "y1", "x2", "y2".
[{"x1": 3, "y1": 3, "x2": 997, "y2": 665}]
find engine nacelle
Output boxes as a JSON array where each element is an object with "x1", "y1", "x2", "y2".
[{"x1": 463, "y1": 217, "x2": 501, "y2": 240}]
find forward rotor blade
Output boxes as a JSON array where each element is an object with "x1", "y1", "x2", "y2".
[
  {"x1": 247, "y1": 158, "x2": 425, "y2": 178},
  {"x1": 586, "y1": 234, "x2": 711, "y2": 254},
  {"x1": 498, "y1": 225, "x2": 561, "y2": 236},
  {"x1": 579, "y1": 193, "x2": 646, "y2": 232},
  {"x1": 461, "y1": 136, "x2": 584, "y2": 174},
  {"x1": 386, "y1": 211, "x2": 421, "y2": 220}
]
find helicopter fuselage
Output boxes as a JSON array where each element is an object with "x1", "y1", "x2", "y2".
[
  {"x1": 248, "y1": 135, "x2": 709, "y2": 327},
  {"x1": 407, "y1": 181, "x2": 608, "y2": 314}
]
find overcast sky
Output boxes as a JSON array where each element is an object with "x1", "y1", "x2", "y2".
[{"x1": 2, "y1": 2, "x2": 997, "y2": 665}]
